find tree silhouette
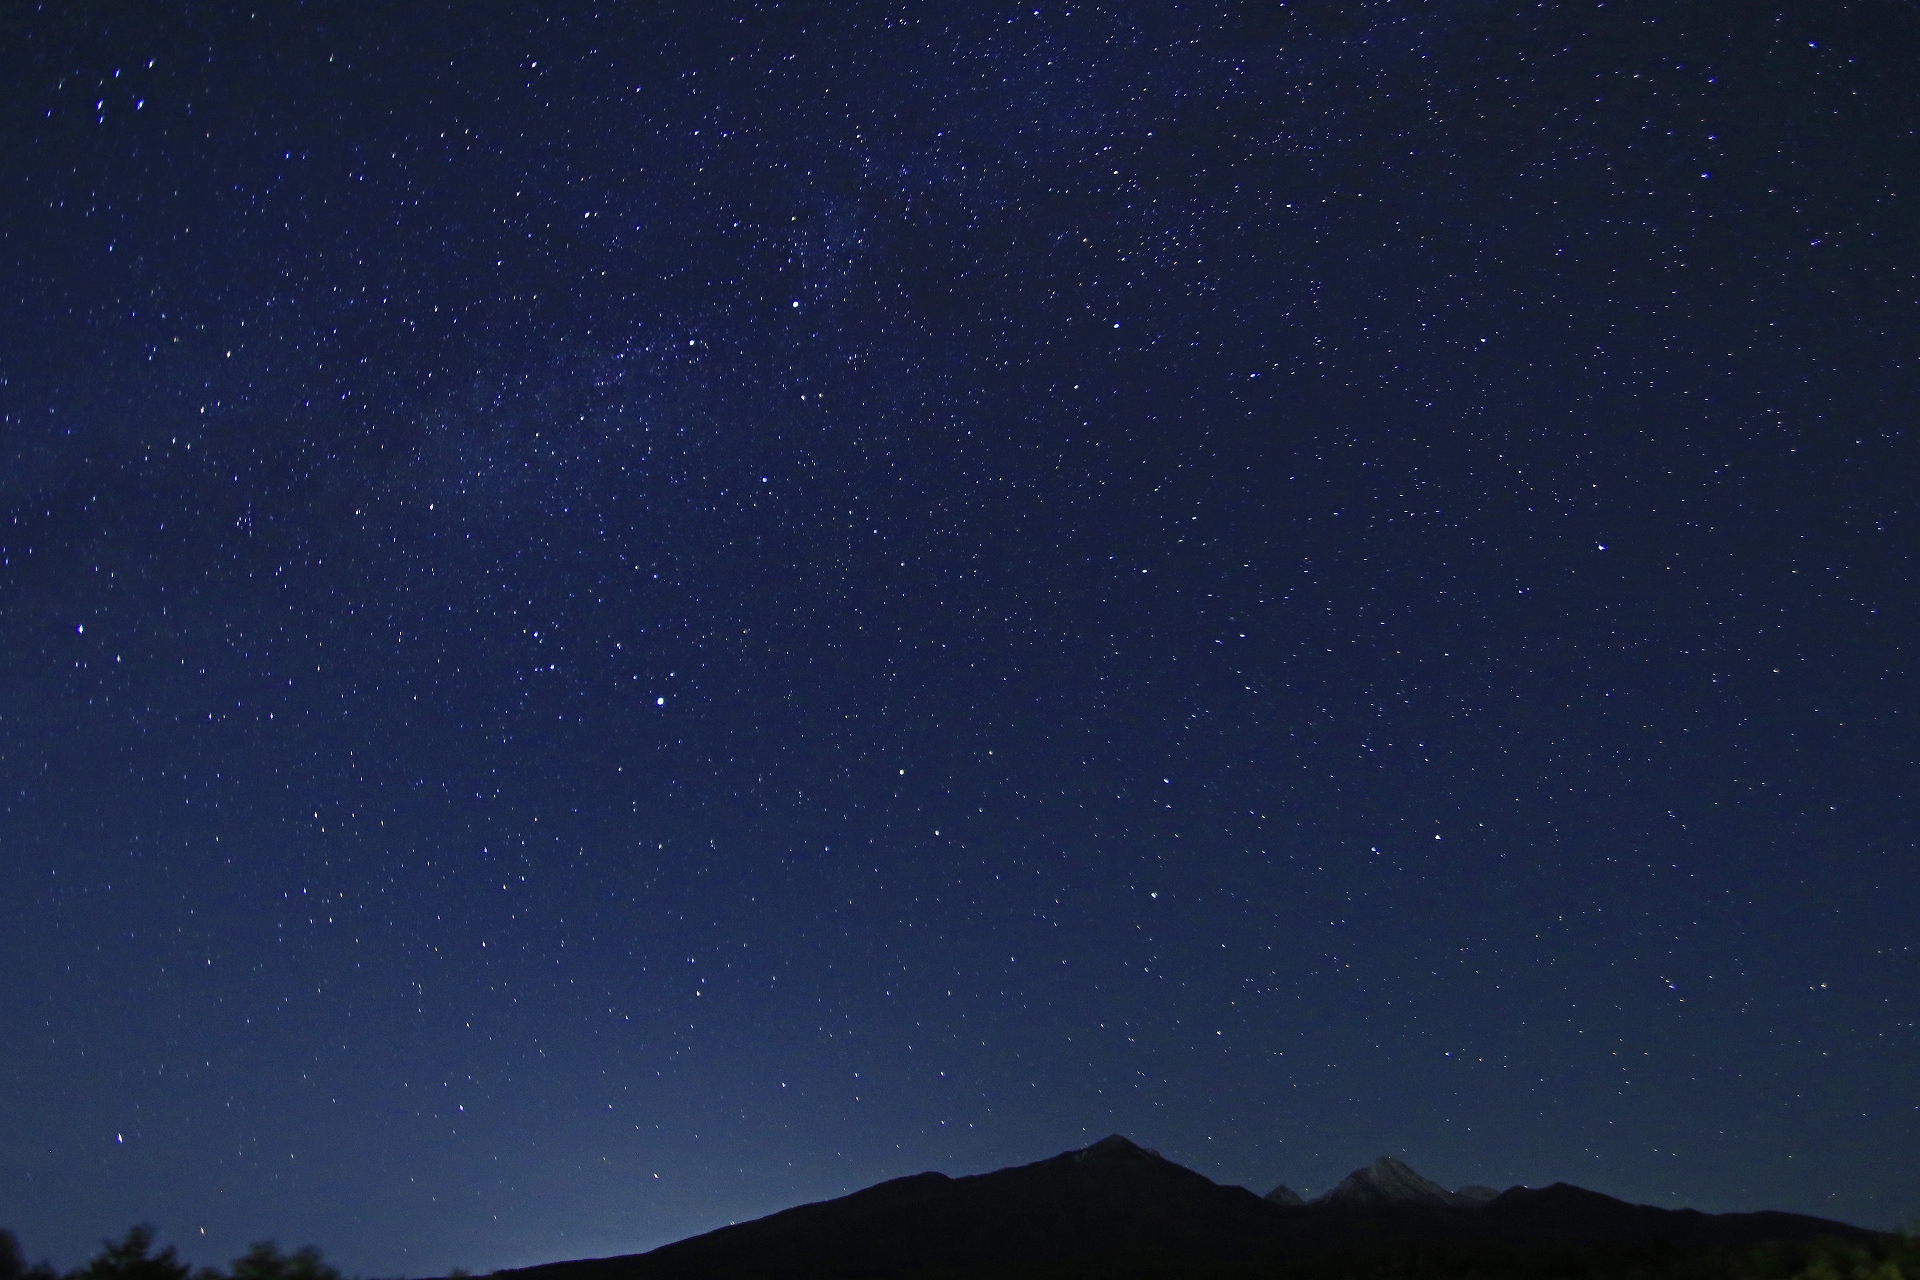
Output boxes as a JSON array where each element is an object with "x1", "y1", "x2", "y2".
[
  {"x1": 72, "y1": 1227, "x2": 192, "y2": 1280},
  {"x1": 1, "y1": 1230, "x2": 62, "y2": 1280},
  {"x1": 227, "y1": 1243, "x2": 339, "y2": 1280},
  {"x1": 1, "y1": 1229, "x2": 353, "y2": 1280}
]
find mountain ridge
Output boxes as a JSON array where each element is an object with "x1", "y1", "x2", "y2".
[{"x1": 498, "y1": 1136, "x2": 1881, "y2": 1280}]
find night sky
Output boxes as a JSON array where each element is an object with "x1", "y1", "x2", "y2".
[{"x1": 3, "y1": 1, "x2": 1916, "y2": 1273}]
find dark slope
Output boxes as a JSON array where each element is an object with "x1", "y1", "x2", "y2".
[
  {"x1": 510, "y1": 1137, "x2": 1286, "y2": 1280},
  {"x1": 1475, "y1": 1183, "x2": 1881, "y2": 1249},
  {"x1": 500, "y1": 1137, "x2": 1878, "y2": 1280}
]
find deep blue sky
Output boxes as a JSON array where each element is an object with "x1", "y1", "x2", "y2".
[{"x1": 3, "y1": 1, "x2": 1915, "y2": 1274}]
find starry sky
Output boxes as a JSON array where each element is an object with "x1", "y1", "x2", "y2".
[{"x1": 2, "y1": 1, "x2": 1916, "y2": 1273}]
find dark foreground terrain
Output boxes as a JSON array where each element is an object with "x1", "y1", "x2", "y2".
[{"x1": 498, "y1": 1137, "x2": 1908, "y2": 1280}]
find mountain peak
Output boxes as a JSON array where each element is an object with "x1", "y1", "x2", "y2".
[
  {"x1": 1073, "y1": 1134, "x2": 1167, "y2": 1165},
  {"x1": 1313, "y1": 1156, "x2": 1477, "y2": 1208}
]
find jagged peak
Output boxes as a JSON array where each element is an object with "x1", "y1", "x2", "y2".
[
  {"x1": 1312, "y1": 1156, "x2": 1476, "y2": 1208},
  {"x1": 1264, "y1": 1184, "x2": 1304, "y2": 1207}
]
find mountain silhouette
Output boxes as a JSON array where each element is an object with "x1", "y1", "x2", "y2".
[
  {"x1": 499, "y1": 1136, "x2": 1878, "y2": 1280},
  {"x1": 1312, "y1": 1155, "x2": 1479, "y2": 1208}
]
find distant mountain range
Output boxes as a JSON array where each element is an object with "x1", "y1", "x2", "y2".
[{"x1": 501, "y1": 1136, "x2": 1879, "y2": 1280}]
